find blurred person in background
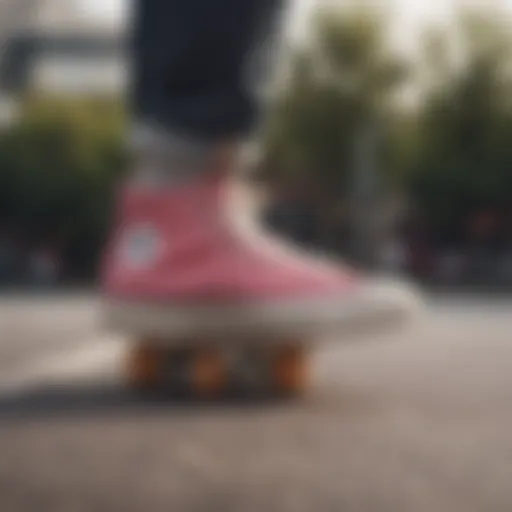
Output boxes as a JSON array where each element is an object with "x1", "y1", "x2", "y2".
[
  {"x1": 28, "y1": 244, "x2": 60, "y2": 288},
  {"x1": 101, "y1": 0, "x2": 413, "y2": 336}
]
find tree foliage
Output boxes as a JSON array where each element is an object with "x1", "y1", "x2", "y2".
[
  {"x1": 0, "y1": 96, "x2": 126, "y2": 276},
  {"x1": 409, "y1": 9, "x2": 512, "y2": 244},
  {"x1": 264, "y1": 5, "x2": 512, "y2": 248},
  {"x1": 262, "y1": 7, "x2": 408, "y2": 197}
]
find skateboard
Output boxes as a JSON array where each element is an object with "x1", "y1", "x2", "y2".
[
  {"x1": 115, "y1": 278, "x2": 418, "y2": 399},
  {"x1": 126, "y1": 338, "x2": 309, "y2": 399}
]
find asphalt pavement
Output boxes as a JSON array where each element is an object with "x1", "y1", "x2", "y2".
[{"x1": 0, "y1": 292, "x2": 511, "y2": 512}]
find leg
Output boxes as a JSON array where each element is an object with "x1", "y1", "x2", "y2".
[{"x1": 131, "y1": 0, "x2": 287, "y2": 143}]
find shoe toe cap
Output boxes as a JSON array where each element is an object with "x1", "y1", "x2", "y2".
[{"x1": 360, "y1": 277, "x2": 423, "y2": 323}]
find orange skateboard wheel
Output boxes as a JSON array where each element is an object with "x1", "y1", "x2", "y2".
[
  {"x1": 189, "y1": 347, "x2": 227, "y2": 398},
  {"x1": 127, "y1": 341, "x2": 162, "y2": 389},
  {"x1": 272, "y1": 345, "x2": 309, "y2": 396}
]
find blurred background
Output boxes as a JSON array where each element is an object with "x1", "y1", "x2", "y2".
[{"x1": 1, "y1": 0, "x2": 512, "y2": 291}]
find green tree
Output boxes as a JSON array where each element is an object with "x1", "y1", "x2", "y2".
[
  {"x1": 263, "y1": 6, "x2": 408, "y2": 194},
  {"x1": 0, "y1": 96, "x2": 126, "y2": 277},
  {"x1": 260, "y1": 6, "x2": 410, "y2": 262},
  {"x1": 409, "y1": 8, "x2": 512, "y2": 245}
]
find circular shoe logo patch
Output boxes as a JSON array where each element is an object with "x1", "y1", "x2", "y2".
[{"x1": 118, "y1": 224, "x2": 163, "y2": 269}]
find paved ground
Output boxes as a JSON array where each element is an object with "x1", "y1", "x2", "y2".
[{"x1": 0, "y1": 293, "x2": 511, "y2": 511}]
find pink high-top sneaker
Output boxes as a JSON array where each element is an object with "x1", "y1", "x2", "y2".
[{"x1": 101, "y1": 155, "x2": 418, "y2": 340}]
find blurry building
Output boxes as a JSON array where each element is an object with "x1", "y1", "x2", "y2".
[{"x1": 0, "y1": 0, "x2": 125, "y2": 98}]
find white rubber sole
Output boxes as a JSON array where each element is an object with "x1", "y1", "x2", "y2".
[{"x1": 102, "y1": 279, "x2": 421, "y2": 345}]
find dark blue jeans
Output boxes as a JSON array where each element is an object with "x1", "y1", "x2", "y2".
[{"x1": 132, "y1": 0, "x2": 286, "y2": 142}]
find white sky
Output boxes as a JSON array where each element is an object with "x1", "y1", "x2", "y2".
[
  {"x1": 81, "y1": 0, "x2": 511, "y2": 20},
  {"x1": 81, "y1": 0, "x2": 456, "y2": 25},
  {"x1": 80, "y1": 0, "x2": 512, "y2": 48}
]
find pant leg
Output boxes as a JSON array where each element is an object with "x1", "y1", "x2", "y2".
[{"x1": 131, "y1": 0, "x2": 286, "y2": 143}]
